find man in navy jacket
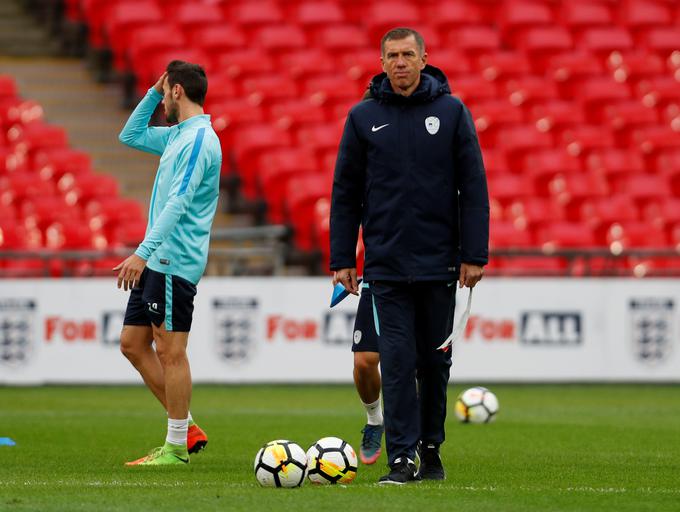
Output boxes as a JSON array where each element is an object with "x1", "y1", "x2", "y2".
[{"x1": 330, "y1": 27, "x2": 489, "y2": 484}]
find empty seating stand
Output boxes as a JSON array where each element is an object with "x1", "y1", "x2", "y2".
[
  {"x1": 0, "y1": 75, "x2": 147, "y2": 277},
  {"x1": 48, "y1": 0, "x2": 680, "y2": 276}
]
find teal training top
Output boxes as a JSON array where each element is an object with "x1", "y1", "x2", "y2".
[{"x1": 118, "y1": 88, "x2": 222, "y2": 285}]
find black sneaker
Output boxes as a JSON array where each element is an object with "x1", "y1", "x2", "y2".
[
  {"x1": 378, "y1": 457, "x2": 421, "y2": 485},
  {"x1": 416, "y1": 442, "x2": 445, "y2": 480}
]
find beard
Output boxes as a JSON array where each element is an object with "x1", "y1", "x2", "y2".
[{"x1": 165, "y1": 103, "x2": 179, "y2": 124}]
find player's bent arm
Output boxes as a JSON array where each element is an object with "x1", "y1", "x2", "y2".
[
  {"x1": 330, "y1": 113, "x2": 366, "y2": 271},
  {"x1": 118, "y1": 88, "x2": 171, "y2": 156},
  {"x1": 135, "y1": 132, "x2": 212, "y2": 260}
]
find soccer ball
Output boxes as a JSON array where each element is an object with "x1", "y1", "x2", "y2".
[
  {"x1": 306, "y1": 437, "x2": 358, "y2": 484},
  {"x1": 454, "y1": 387, "x2": 499, "y2": 424},
  {"x1": 253, "y1": 439, "x2": 308, "y2": 487}
]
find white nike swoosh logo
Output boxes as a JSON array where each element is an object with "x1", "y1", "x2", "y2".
[{"x1": 371, "y1": 123, "x2": 389, "y2": 132}]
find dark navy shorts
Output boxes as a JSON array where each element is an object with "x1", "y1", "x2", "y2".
[
  {"x1": 123, "y1": 267, "x2": 197, "y2": 332},
  {"x1": 351, "y1": 283, "x2": 379, "y2": 353}
]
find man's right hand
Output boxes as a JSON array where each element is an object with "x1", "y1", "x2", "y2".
[
  {"x1": 332, "y1": 268, "x2": 359, "y2": 295},
  {"x1": 153, "y1": 72, "x2": 168, "y2": 94}
]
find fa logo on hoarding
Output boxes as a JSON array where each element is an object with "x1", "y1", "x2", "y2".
[
  {"x1": 213, "y1": 298, "x2": 259, "y2": 364},
  {"x1": 0, "y1": 299, "x2": 36, "y2": 367},
  {"x1": 629, "y1": 298, "x2": 674, "y2": 366}
]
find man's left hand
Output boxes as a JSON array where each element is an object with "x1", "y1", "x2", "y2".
[
  {"x1": 113, "y1": 254, "x2": 147, "y2": 291},
  {"x1": 459, "y1": 263, "x2": 484, "y2": 288}
]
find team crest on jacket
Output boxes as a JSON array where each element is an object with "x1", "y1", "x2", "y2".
[{"x1": 425, "y1": 116, "x2": 440, "y2": 135}]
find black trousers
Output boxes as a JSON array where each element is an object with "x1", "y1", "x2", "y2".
[{"x1": 372, "y1": 280, "x2": 455, "y2": 465}]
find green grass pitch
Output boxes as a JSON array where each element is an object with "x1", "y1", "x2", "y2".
[{"x1": 1, "y1": 384, "x2": 678, "y2": 511}]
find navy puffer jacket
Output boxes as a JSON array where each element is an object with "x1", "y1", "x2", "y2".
[{"x1": 330, "y1": 65, "x2": 489, "y2": 281}]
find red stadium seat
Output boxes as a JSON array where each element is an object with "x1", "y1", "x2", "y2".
[
  {"x1": 188, "y1": 26, "x2": 247, "y2": 57},
  {"x1": 112, "y1": 219, "x2": 147, "y2": 248},
  {"x1": 477, "y1": 52, "x2": 531, "y2": 82},
  {"x1": 128, "y1": 26, "x2": 185, "y2": 77},
  {"x1": 269, "y1": 100, "x2": 326, "y2": 130},
  {"x1": 229, "y1": 1, "x2": 284, "y2": 31},
  {"x1": 304, "y1": 76, "x2": 362, "y2": 108},
  {"x1": 496, "y1": 126, "x2": 553, "y2": 166},
  {"x1": 33, "y1": 148, "x2": 92, "y2": 181},
  {"x1": 448, "y1": 26, "x2": 501, "y2": 53},
  {"x1": 561, "y1": 2, "x2": 613, "y2": 30},
  {"x1": 105, "y1": 2, "x2": 163, "y2": 69},
  {"x1": 581, "y1": 196, "x2": 640, "y2": 239},
  {"x1": 641, "y1": 27, "x2": 680, "y2": 54},
  {"x1": 213, "y1": 49, "x2": 274, "y2": 80},
  {"x1": 286, "y1": 173, "x2": 333, "y2": 250},
  {"x1": 561, "y1": 126, "x2": 616, "y2": 156},
  {"x1": 451, "y1": 76, "x2": 498, "y2": 104},
  {"x1": 257, "y1": 148, "x2": 319, "y2": 223},
  {"x1": 635, "y1": 76, "x2": 680, "y2": 107},
  {"x1": 547, "y1": 52, "x2": 603, "y2": 86},
  {"x1": 316, "y1": 25, "x2": 370, "y2": 51},
  {"x1": 425, "y1": 3, "x2": 482, "y2": 31},
  {"x1": 287, "y1": 49, "x2": 336, "y2": 81},
  {"x1": 488, "y1": 174, "x2": 535, "y2": 205},
  {"x1": 606, "y1": 221, "x2": 668, "y2": 250},
  {"x1": 60, "y1": 173, "x2": 120, "y2": 206},
  {"x1": 619, "y1": 0, "x2": 672, "y2": 31},
  {"x1": 506, "y1": 77, "x2": 559, "y2": 106},
  {"x1": 517, "y1": 27, "x2": 573, "y2": 65},
  {"x1": 522, "y1": 149, "x2": 581, "y2": 192},
  {"x1": 489, "y1": 221, "x2": 533, "y2": 248},
  {"x1": 430, "y1": 49, "x2": 472, "y2": 79},
  {"x1": 21, "y1": 197, "x2": 81, "y2": 232},
  {"x1": 644, "y1": 198, "x2": 680, "y2": 231},
  {"x1": 0, "y1": 173, "x2": 56, "y2": 208},
  {"x1": 255, "y1": 25, "x2": 307, "y2": 50},
  {"x1": 606, "y1": 51, "x2": 665, "y2": 82},
  {"x1": 296, "y1": 123, "x2": 344, "y2": 158},
  {"x1": 0, "y1": 75, "x2": 17, "y2": 99},
  {"x1": 618, "y1": 174, "x2": 671, "y2": 201},
  {"x1": 530, "y1": 101, "x2": 587, "y2": 133},
  {"x1": 506, "y1": 197, "x2": 567, "y2": 229},
  {"x1": 232, "y1": 125, "x2": 293, "y2": 197},
  {"x1": 499, "y1": 1, "x2": 553, "y2": 43},
  {"x1": 243, "y1": 76, "x2": 299, "y2": 105},
  {"x1": 537, "y1": 222, "x2": 599, "y2": 249},
  {"x1": 85, "y1": 197, "x2": 145, "y2": 240},
  {"x1": 481, "y1": 149, "x2": 510, "y2": 176},
  {"x1": 45, "y1": 221, "x2": 101, "y2": 250},
  {"x1": 579, "y1": 27, "x2": 634, "y2": 54},
  {"x1": 632, "y1": 126, "x2": 680, "y2": 155},
  {"x1": 296, "y1": 2, "x2": 345, "y2": 29},
  {"x1": 586, "y1": 149, "x2": 646, "y2": 187},
  {"x1": 7, "y1": 122, "x2": 68, "y2": 159},
  {"x1": 202, "y1": 74, "x2": 239, "y2": 108},
  {"x1": 364, "y1": 2, "x2": 423, "y2": 44},
  {"x1": 210, "y1": 99, "x2": 264, "y2": 152},
  {"x1": 471, "y1": 100, "x2": 523, "y2": 146},
  {"x1": 172, "y1": 3, "x2": 224, "y2": 39},
  {"x1": 549, "y1": 174, "x2": 610, "y2": 212}
]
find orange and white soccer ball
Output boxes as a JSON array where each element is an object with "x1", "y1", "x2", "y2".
[
  {"x1": 306, "y1": 436, "x2": 358, "y2": 484},
  {"x1": 454, "y1": 386, "x2": 500, "y2": 424},
  {"x1": 254, "y1": 439, "x2": 307, "y2": 487}
]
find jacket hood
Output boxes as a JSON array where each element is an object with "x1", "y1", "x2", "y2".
[{"x1": 368, "y1": 64, "x2": 451, "y2": 104}]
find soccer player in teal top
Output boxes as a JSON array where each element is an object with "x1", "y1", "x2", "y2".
[{"x1": 114, "y1": 60, "x2": 222, "y2": 466}]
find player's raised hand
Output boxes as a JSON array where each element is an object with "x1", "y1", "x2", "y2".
[
  {"x1": 459, "y1": 263, "x2": 484, "y2": 288},
  {"x1": 333, "y1": 268, "x2": 359, "y2": 295},
  {"x1": 113, "y1": 254, "x2": 147, "y2": 291},
  {"x1": 152, "y1": 72, "x2": 168, "y2": 94}
]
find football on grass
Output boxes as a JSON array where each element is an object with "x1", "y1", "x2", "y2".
[
  {"x1": 306, "y1": 437, "x2": 358, "y2": 484},
  {"x1": 254, "y1": 439, "x2": 307, "y2": 487},
  {"x1": 454, "y1": 387, "x2": 499, "y2": 424}
]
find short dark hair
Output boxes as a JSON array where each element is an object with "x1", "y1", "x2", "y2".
[
  {"x1": 166, "y1": 60, "x2": 208, "y2": 106},
  {"x1": 381, "y1": 28, "x2": 425, "y2": 56}
]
